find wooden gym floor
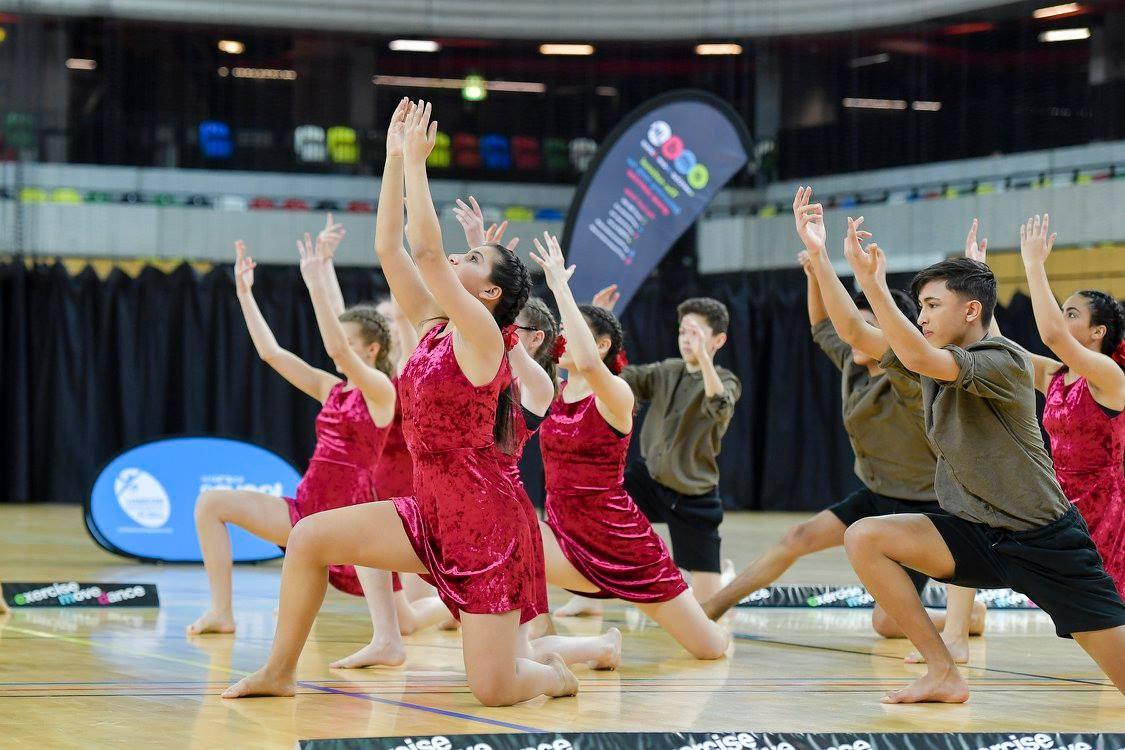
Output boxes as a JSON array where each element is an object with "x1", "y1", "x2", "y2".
[{"x1": 1, "y1": 505, "x2": 1123, "y2": 750}]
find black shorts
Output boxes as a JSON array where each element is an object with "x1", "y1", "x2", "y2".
[
  {"x1": 829, "y1": 487, "x2": 942, "y2": 596},
  {"x1": 928, "y1": 505, "x2": 1125, "y2": 638},
  {"x1": 625, "y1": 458, "x2": 723, "y2": 573}
]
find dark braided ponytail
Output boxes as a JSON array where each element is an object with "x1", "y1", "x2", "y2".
[
  {"x1": 578, "y1": 304, "x2": 625, "y2": 372},
  {"x1": 1076, "y1": 290, "x2": 1125, "y2": 366},
  {"x1": 486, "y1": 243, "x2": 533, "y2": 452}
]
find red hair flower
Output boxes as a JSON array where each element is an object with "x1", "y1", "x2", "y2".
[
  {"x1": 611, "y1": 349, "x2": 629, "y2": 374},
  {"x1": 502, "y1": 324, "x2": 520, "y2": 352},
  {"x1": 550, "y1": 335, "x2": 567, "y2": 362},
  {"x1": 1113, "y1": 339, "x2": 1125, "y2": 367}
]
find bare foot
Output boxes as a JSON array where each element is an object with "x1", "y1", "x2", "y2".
[
  {"x1": 587, "y1": 627, "x2": 622, "y2": 670},
  {"x1": 882, "y1": 665, "x2": 969, "y2": 704},
  {"x1": 969, "y1": 599, "x2": 987, "y2": 635},
  {"x1": 329, "y1": 639, "x2": 406, "y2": 669},
  {"x1": 555, "y1": 596, "x2": 604, "y2": 618},
  {"x1": 541, "y1": 653, "x2": 579, "y2": 698},
  {"x1": 221, "y1": 668, "x2": 297, "y2": 699},
  {"x1": 525, "y1": 613, "x2": 554, "y2": 640},
  {"x1": 439, "y1": 616, "x2": 461, "y2": 631},
  {"x1": 187, "y1": 610, "x2": 235, "y2": 635}
]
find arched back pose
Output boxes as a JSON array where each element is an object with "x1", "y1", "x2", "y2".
[
  {"x1": 221, "y1": 99, "x2": 577, "y2": 706},
  {"x1": 1017, "y1": 214, "x2": 1125, "y2": 596},
  {"x1": 530, "y1": 232, "x2": 729, "y2": 661}
]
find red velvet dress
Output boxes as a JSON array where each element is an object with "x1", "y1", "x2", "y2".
[
  {"x1": 541, "y1": 384, "x2": 688, "y2": 603},
  {"x1": 391, "y1": 324, "x2": 537, "y2": 621},
  {"x1": 373, "y1": 376, "x2": 414, "y2": 593},
  {"x1": 1043, "y1": 372, "x2": 1125, "y2": 596},
  {"x1": 498, "y1": 397, "x2": 550, "y2": 620},
  {"x1": 285, "y1": 381, "x2": 388, "y2": 596}
]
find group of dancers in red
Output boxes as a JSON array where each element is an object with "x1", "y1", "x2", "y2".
[{"x1": 183, "y1": 97, "x2": 1125, "y2": 707}]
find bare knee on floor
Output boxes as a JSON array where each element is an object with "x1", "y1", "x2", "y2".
[
  {"x1": 871, "y1": 606, "x2": 902, "y2": 638},
  {"x1": 686, "y1": 625, "x2": 729, "y2": 660},
  {"x1": 467, "y1": 670, "x2": 517, "y2": 707}
]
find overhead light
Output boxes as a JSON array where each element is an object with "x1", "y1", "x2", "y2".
[
  {"x1": 389, "y1": 39, "x2": 440, "y2": 52},
  {"x1": 1039, "y1": 27, "x2": 1090, "y2": 42},
  {"x1": 695, "y1": 43, "x2": 743, "y2": 56},
  {"x1": 539, "y1": 43, "x2": 594, "y2": 56},
  {"x1": 65, "y1": 58, "x2": 97, "y2": 70},
  {"x1": 1033, "y1": 3, "x2": 1082, "y2": 19},
  {"x1": 595, "y1": 86, "x2": 618, "y2": 96},
  {"x1": 228, "y1": 67, "x2": 297, "y2": 80},
  {"x1": 843, "y1": 97, "x2": 907, "y2": 110},
  {"x1": 912, "y1": 100, "x2": 942, "y2": 111},
  {"x1": 373, "y1": 74, "x2": 545, "y2": 93},
  {"x1": 462, "y1": 74, "x2": 487, "y2": 102},
  {"x1": 217, "y1": 40, "x2": 244, "y2": 54},
  {"x1": 849, "y1": 53, "x2": 890, "y2": 68}
]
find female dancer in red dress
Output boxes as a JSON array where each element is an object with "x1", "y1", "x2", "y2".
[
  {"x1": 1018, "y1": 214, "x2": 1125, "y2": 596},
  {"x1": 529, "y1": 233, "x2": 729, "y2": 660},
  {"x1": 189, "y1": 221, "x2": 405, "y2": 670},
  {"x1": 454, "y1": 205, "x2": 623, "y2": 667},
  {"x1": 223, "y1": 99, "x2": 577, "y2": 705}
]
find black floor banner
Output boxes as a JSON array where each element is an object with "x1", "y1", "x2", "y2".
[
  {"x1": 1, "y1": 581, "x2": 159, "y2": 608},
  {"x1": 301, "y1": 731, "x2": 1124, "y2": 750},
  {"x1": 735, "y1": 585, "x2": 1036, "y2": 610}
]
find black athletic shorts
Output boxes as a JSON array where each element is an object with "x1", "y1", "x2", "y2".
[
  {"x1": 625, "y1": 458, "x2": 723, "y2": 574},
  {"x1": 928, "y1": 505, "x2": 1125, "y2": 638},
  {"x1": 829, "y1": 487, "x2": 943, "y2": 595}
]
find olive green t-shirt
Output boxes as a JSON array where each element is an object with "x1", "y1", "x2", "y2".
[
  {"x1": 621, "y1": 359, "x2": 741, "y2": 496},
  {"x1": 880, "y1": 336, "x2": 1069, "y2": 531},
  {"x1": 811, "y1": 321, "x2": 936, "y2": 501}
]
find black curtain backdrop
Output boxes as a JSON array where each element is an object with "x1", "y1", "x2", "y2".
[{"x1": 0, "y1": 260, "x2": 1049, "y2": 511}]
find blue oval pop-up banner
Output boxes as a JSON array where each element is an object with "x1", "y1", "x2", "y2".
[
  {"x1": 562, "y1": 90, "x2": 752, "y2": 311},
  {"x1": 86, "y1": 436, "x2": 300, "y2": 563}
]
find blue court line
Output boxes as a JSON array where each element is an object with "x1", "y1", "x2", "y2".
[{"x1": 297, "y1": 682, "x2": 546, "y2": 733}]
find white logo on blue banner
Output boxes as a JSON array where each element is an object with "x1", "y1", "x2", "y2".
[
  {"x1": 87, "y1": 436, "x2": 300, "y2": 563},
  {"x1": 114, "y1": 468, "x2": 172, "y2": 529},
  {"x1": 562, "y1": 90, "x2": 752, "y2": 310}
]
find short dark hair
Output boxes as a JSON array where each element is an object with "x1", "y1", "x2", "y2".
[
  {"x1": 854, "y1": 289, "x2": 920, "y2": 324},
  {"x1": 677, "y1": 297, "x2": 729, "y2": 335},
  {"x1": 910, "y1": 257, "x2": 997, "y2": 328}
]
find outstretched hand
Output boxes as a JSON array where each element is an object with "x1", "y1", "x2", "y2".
[
  {"x1": 965, "y1": 218, "x2": 988, "y2": 263},
  {"x1": 842, "y1": 216, "x2": 885, "y2": 285},
  {"x1": 386, "y1": 97, "x2": 411, "y2": 158},
  {"x1": 529, "y1": 232, "x2": 574, "y2": 290},
  {"x1": 403, "y1": 99, "x2": 437, "y2": 164},
  {"x1": 317, "y1": 213, "x2": 346, "y2": 262},
  {"x1": 484, "y1": 220, "x2": 519, "y2": 252},
  {"x1": 297, "y1": 232, "x2": 327, "y2": 286},
  {"x1": 453, "y1": 196, "x2": 487, "y2": 248},
  {"x1": 591, "y1": 283, "x2": 620, "y2": 311},
  {"x1": 793, "y1": 186, "x2": 827, "y2": 258},
  {"x1": 234, "y1": 240, "x2": 256, "y2": 294},
  {"x1": 1020, "y1": 214, "x2": 1056, "y2": 267}
]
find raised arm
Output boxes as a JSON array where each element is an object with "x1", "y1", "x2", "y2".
[
  {"x1": 509, "y1": 343, "x2": 554, "y2": 417},
  {"x1": 375, "y1": 97, "x2": 441, "y2": 329},
  {"x1": 531, "y1": 233, "x2": 634, "y2": 432},
  {"x1": 233, "y1": 240, "x2": 337, "y2": 402},
  {"x1": 315, "y1": 213, "x2": 347, "y2": 316},
  {"x1": 1021, "y1": 214, "x2": 1124, "y2": 406},
  {"x1": 799, "y1": 252, "x2": 827, "y2": 326},
  {"x1": 402, "y1": 101, "x2": 505, "y2": 386},
  {"x1": 795, "y1": 188, "x2": 887, "y2": 359},
  {"x1": 299, "y1": 234, "x2": 396, "y2": 426},
  {"x1": 843, "y1": 220, "x2": 961, "y2": 382}
]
